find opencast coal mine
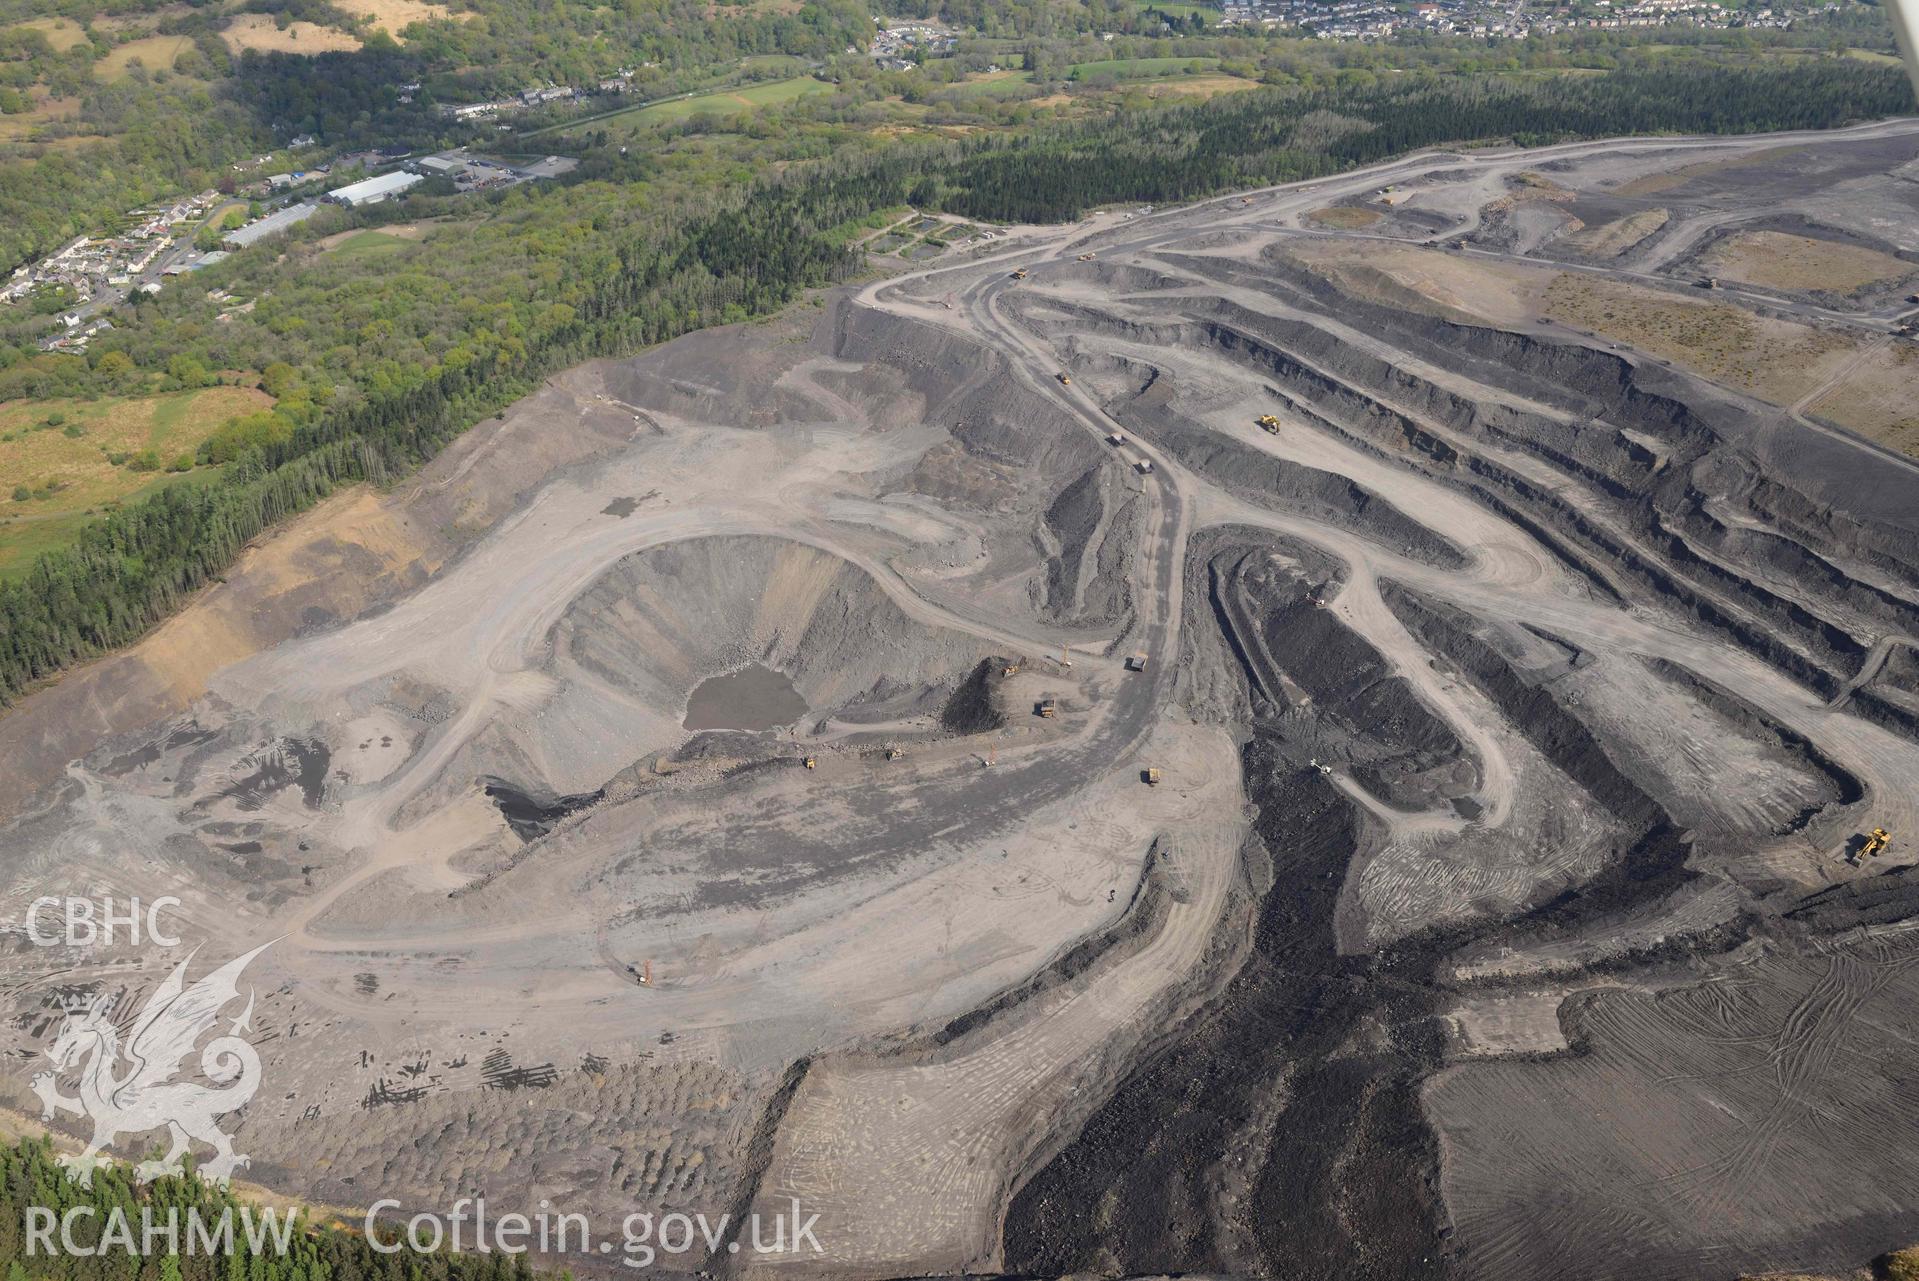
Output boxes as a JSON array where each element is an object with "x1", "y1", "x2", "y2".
[{"x1": 5, "y1": 120, "x2": 1919, "y2": 1281}]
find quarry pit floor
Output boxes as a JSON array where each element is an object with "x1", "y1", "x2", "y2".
[{"x1": 4, "y1": 118, "x2": 1919, "y2": 1281}]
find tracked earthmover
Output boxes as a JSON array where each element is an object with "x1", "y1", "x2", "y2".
[
  {"x1": 1257, "y1": 414, "x2": 1281, "y2": 433},
  {"x1": 1862, "y1": 827, "x2": 1891, "y2": 859}
]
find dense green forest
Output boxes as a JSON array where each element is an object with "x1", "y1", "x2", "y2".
[
  {"x1": 0, "y1": 1135, "x2": 541, "y2": 1280},
  {"x1": 0, "y1": 55, "x2": 1910, "y2": 703}
]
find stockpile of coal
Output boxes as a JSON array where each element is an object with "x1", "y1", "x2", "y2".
[{"x1": 1005, "y1": 531, "x2": 1710, "y2": 1280}]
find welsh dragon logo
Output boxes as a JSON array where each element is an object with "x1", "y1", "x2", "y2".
[{"x1": 31, "y1": 942, "x2": 273, "y2": 1188}]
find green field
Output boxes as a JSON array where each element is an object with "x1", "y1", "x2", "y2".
[
  {"x1": 1137, "y1": 0, "x2": 1218, "y2": 22},
  {"x1": 593, "y1": 76, "x2": 833, "y2": 134},
  {"x1": 738, "y1": 54, "x2": 810, "y2": 75},
  {"x1": 11, "y1": 16, "x2": 91, "y2": 51},
  {"x1": 95, "y1": 34, "x2": 197, "y2": 82},
  {"x1": 0, "y1": 385, "x2": 270, "y2": 579},
  {"x1": 326, "y1": 229, "x2": 413, "y2": 260},
  {"x1": 945, "y1": 69, "x2": 1036, "y2": 98},
  {"x1": 0, "y1": 469, "x2": 227, "y2": 581},
  {"x1": 1069, "y1": 56, "x2": 1219, "y2": 81}
]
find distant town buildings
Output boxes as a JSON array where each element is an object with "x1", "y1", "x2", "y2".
[
  {"x1": 3, "y1": 190, "x2": 224, "y2": 340},
  {"x1": 442, "y1": 83, "x2": 581, "y2": 120},
  {"x1": 1214, "y1": 0, "x2": 1832, "y2": 38},
  {"x1": 871, "y1": 20, "x2": 958, "y2": 62}
]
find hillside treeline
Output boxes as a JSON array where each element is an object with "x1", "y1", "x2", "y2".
[
  {"x1": 919, "y1": 60, "x2": 1915, "y2": 220},
  {"x1": 0, "y1": 58, "x2": 1912, "y2": 704}
]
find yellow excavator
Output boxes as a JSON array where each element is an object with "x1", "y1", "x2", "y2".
[{"x1": 1861, "y1": 827, "x2": 1892, "y2": 859}]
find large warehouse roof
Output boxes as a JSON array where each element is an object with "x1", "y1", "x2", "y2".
[
  {"x1": 327, "y1": 171, "x2": 424, "y2": 206},
  {"x1": 224, "y1": 201, "x2": 321, "y2": 249}
]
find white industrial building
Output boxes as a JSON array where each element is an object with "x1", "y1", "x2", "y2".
[
  {"x1": 325, "y1": 172, "x2": 425, "y2": 207},
  {"x1": 224, "y1": 201, "x2": 323, "y2": 249}
]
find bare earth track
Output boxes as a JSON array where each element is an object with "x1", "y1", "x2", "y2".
[{"x1": 5, "y1": 120, "x2": 1919, "y2": 1281}]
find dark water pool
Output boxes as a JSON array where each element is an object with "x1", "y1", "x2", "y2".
[{"x1": 683, "y1": 663, "x2": 809, "y2": 732}]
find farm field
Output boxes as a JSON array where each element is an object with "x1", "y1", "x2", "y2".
[
  {"x1": 0, "y1": 385, "x2": 271, "y2": 579},
  {"x1": 13, "y1": 16, "x2": 89, "y2": 50},
  {"x1": 947, "y1": 69, "x2": 1036, "y2": 97},
  {"x1": 322, "y1": 228, "x2": 418, "y2": 260},
  {"x1": 641, "y1": 75, "x2": 833, "y2": 119},
  {"x1": 95, "y1": 34, "x2": 196, "y2": 81},
  {"x1": 1135, "y1": 0, "x2": 1216, "y2": 19},
  {"x1": 219, "y1": 14, "x2": 363, "y2": 54},
  {"x1": 1137, "y1": 73, "x2": 1258, "y2": 99},
  {"x1": 329, "y1": 0, "x2": 462, "y2": 38},
  {"x1": 1069, "y1": 55, "x2": 1219, "y2": 80},
  {"x1": 588, "y1": 76, "x2": 833, "y2": 134}
]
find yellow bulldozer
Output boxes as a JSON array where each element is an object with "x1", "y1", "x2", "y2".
[
  {"x1": 1057, "y1": 372, "x2": 1072, "y2": 386},
  {"x1": 1257, "y1": 414, "x2": 1281, "y2": 433}
]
